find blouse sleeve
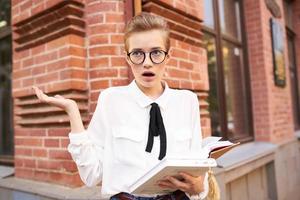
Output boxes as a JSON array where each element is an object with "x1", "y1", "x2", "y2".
[
  {"x1": 67, "y1": 90, "x2": 109, "y2": 187},
  {"x1": 184, "y1": 93, "x2": 209, "y2": 199}
]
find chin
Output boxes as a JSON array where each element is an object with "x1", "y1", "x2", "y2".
[{"x1": 136, "y1": 79, "x2": 158, "y2": 88}]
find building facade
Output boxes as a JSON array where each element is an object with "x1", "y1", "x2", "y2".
[{"x1": 0, "y1": 0, "x2": 299, "y2": 199}]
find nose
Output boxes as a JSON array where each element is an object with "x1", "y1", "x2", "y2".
[{"x1": 143, "y1": 53, "x2": 152, "y2": 68}]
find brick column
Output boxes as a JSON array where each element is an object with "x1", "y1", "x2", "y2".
[
  {"x1": 86, "y1": 0, "x2": 128, "y2": 114},
  {"x1": 244, "y1": 0, "x2": 294, "y2": 143},
  {"x1": 12, "y1": 0, "x2": 88, "y2": 187}
]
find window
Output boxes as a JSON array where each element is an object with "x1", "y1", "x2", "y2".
[
  {"x1": 284, "y1": 0, "x2": 300, "y2": 130},
  {"x1": 203, "y1": 0, "x2": 253, "y2": 142},
  {"x1": 0, "y1": 0, "x2": 13, "y2": 165}
]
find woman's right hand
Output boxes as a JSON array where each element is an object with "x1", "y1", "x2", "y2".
[{"x1": 32, "y1": 86, "x2": 78, "y2": 114}]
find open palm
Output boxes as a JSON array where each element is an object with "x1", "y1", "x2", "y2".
[{"x1": 32, "y1": 86, "x2": 77, "y2": 112}]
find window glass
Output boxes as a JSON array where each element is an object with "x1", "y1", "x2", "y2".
[
  {"x1": 204, "y1": 0, "x2": 215, "y2": 29},
  {"x1": 204, "y1": 34, "x2": 221, "y2": 136},
  {"x1": 219, "y1": 0, "x2": 241, "y2": 40},
  {"x1": 0, "y1": 0, "x2": 11, "y2": 29},
  {"x1": 222, "y1": 40, "x2": 249, "y2": 139},
  {"x1": 284, "y1": 1, "x2": 293, "y2": 29},
  {"x1": 0, "y1": 35, "x2": 13, "y2": 155}
]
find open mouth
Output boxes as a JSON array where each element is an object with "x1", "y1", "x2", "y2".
[{"x1": 142, "y1": 72, "x2": 155, "y2": 77}]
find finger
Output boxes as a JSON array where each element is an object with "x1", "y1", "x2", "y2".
[
  {"x1": 179, "y1": 172, "x2": 197, "y2": 184},
  {"x1": 32, "y1": 86, "x2": 40, "y2": 97},
  {"x1": 54, "y1": 94, "x2": 65, "y2": 99},
  {"x1": 158, "y1": 181, "x2": 177, "y2": 189},
  {"x1": 34, "y1": 87, "x2": 43, "y2": 101},
  {"x1": 167, "y1": 176, "x2": 189, "y2": 191}
]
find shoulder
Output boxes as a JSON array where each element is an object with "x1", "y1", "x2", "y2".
[
  {"x1": 97, "y1": 84, "x2": 130, "y2": 103},
  {"x1": 169, "y1": 88, "x2": 198, "y2": 102}
]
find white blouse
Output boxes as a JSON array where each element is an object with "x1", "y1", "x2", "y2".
[{"x1": 67, "y1": 80, "x2": 209, "y2": 199}]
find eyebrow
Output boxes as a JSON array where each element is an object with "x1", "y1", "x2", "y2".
[{"x1": 131, "y1": 47, "x2": 163, "y2": 51}]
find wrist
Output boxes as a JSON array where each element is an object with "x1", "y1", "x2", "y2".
[{"x1": 66, "y1": 101, "x2": 79, "y2": 115}]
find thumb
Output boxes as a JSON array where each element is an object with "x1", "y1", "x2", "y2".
[{"x1": 54, "y1": 94, "x2": 64, "y2": 99}]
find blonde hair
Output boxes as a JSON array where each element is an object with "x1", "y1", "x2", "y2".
[{"x1": 124, "y1": 12, "x2": 170, "y2": 52}]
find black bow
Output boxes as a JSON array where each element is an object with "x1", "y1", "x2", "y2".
[{"x1": 145, "y1": 103, "x2": 167, "y2": 160}]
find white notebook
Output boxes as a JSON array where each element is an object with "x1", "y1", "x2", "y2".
[{"x1": 129, "y1": 157, "x2": 217, "y2": 195}]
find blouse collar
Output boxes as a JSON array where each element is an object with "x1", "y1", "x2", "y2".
[{"x1": 128, "y1": 80, "x2": 171, "y2": 110}]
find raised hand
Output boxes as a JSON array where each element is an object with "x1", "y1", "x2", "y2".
[{"x1": 32, "y1": 86, "x2": 78, "y2": 114}]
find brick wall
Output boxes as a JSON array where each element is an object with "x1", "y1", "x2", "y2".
[
  {"x1": 11, "y1": 0, "x2": 209, "y2": 186},
  {"x1": 244, "y1": 0, "x2": 294, "y2": 143},
  {"x1": 12, "y1": 0, "x2": 88, "y2": 187}
]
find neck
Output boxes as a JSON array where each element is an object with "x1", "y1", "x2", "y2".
[{"x1": 136, "y1": 81, "x2": 165, "y2": 100}]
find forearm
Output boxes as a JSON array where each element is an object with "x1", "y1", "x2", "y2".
[{"x1": 66, "y1": 103, "x2": 85, "y2": 133}]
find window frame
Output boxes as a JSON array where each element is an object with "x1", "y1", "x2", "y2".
[
  {"x1": 203, "y1": 0, "x2": 254, "y2": 142},
  {"x1": 284, "y1": 0, "x2": 300, "y2": 130},
  {"x1": 0, "y1": 0, "x2": 14, "y2": 165}
]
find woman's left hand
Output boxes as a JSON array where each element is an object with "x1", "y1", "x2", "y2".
[{"x1": 157, "y1": 172, "x2": 204, "y2": 196}]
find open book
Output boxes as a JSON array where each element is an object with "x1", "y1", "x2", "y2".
[
  {"x1": 129, "y1": 137, "x2": 239, "y2": 195},
  {"x1": 202, "y1": 136, "x2": 240, "y2": 159},
  {"x1": 129, "y1": 157, "x2": 217, "y2": 194}
]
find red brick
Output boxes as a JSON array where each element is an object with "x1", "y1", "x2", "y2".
[
  {"x1": 111, "y1": 57, "x2": 127, "y2": 67},
  {"x1": 90, "y1": 24, "x2": 117, "y2": 35},
  {"x1": 15, "y1": 137, "x2": 43, "y2": 147},
  {"x1": 49, "y1": 150, "x2": 72, "y2": 160},
  {"x1": 20, "y1": 0, "x2": 32, "y2": 11},
  {"x1": 106, "y1": 13, "x2": 124, "y2": 23},
  {"x1": 111, "y1": 35, "x2": 124, "y2": 44},
  {"x1": 35, "y1": 72, "x2": 59, "y2": 84},
  {"x1": 48, "y1": 128, "x2": 69, "y2": 137},
  {"x1": 168, "y1": 68, "x2": 190, "y2": 79},
  {"x1": 23, "y1": 158, "x2": 36, "y2": 168},
  {"x1": 90, "y1": 57, "x2": 109, "y2": 68},
  {"x1": 44, "y1": 139, "x2": 60, "y2": 148},
  {"x1": 90, "y1": 80, "x2": 109, "y2": 90},
  {"x1": 61, "y1": 160, "x2": 78, "y2": 172},
  {"x1": 45, "y1": 80, "x2": 88, "y2": 94},
  {"x1": 69, "y1": 35, "x2": 85, "y2": 46},
  {"x1": 60, "y1": 138, "x2": 70, "y2": 148},
  {"x1": 89, "y1": 46, "x2": 119, "y2": 56},
  {"x1": 15, "y1": 147, "x2": 33, "y2": 156},
  {"x1": 90, "y1": 68, "x2": 118, "y2": 78},
  {"x1": 89, "y1": 35, "x2": 109, "y2": 46},
  {"x1": 15, "y1": 128, "x2": 46, "y2": 136},
  {"x1": 15, "y1": 168, "x2": 34, "y2": 179},
  {"x1": 60, "y1": 69, "x2": 88, "y2": 80},
  {"x1": 13, "y1": 68, "x2": 31, "y2": 79},
  {"x1": 37, "y1": 160, "x2": 62, "y2": 170},
  {"x1": 33, "y1": 149, "x2": 47, "y2": 157},
  {"x1": 87, "y1": 2, "x2": 117, "y2": 13},
  {"x1": 33, "y1": 170, "x2": 49, "y2": 182},
  {"x1": 87, "y1": 14, "x2": 104, "y2": 25}
]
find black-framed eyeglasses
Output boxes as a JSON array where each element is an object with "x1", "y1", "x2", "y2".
[{"x1": 127, "y1": 49, "x2": 168, "y2": 65}]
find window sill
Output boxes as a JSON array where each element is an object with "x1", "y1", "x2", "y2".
[
  {"x1": 0, "y1": 177, "x2": 104, "y2": 200},
  {"x1": 216, "y1": 141, "x2": 277, "y2": 169},
  {"x1": 0, "y1": 165, "x2": 14, "y2": 178}
]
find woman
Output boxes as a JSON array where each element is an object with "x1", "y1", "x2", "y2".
[{"x1": 33, "y1": 12, "x2": 208, "y2": 200}]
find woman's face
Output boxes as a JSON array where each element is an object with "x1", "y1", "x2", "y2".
[{"x1": 126, "y1": 30, "x2": 169, "y2": 92}]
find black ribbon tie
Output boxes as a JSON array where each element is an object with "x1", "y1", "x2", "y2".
[{"x1": 145, "y1": 102, "x2": 167, "y2": 160}]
